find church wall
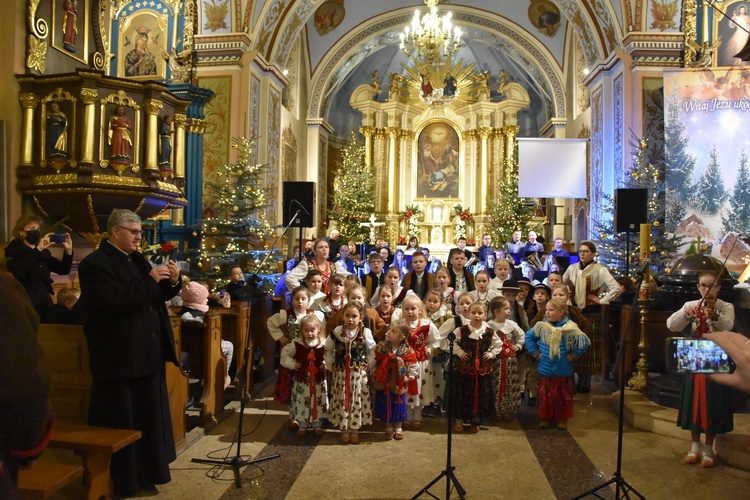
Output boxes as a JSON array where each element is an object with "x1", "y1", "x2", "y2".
[{"x1": 0, "y1": 0, "x2": 29, "y2": 240}]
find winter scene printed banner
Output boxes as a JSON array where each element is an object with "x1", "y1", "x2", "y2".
[{"x1": 664, "y1": 68, "x2": 750, "y2": 274}]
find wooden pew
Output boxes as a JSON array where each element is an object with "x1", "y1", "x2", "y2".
[
  {"x1": 17, "y1": 461, "x2": 84, "y2": 498},
  {"x1": 37, "y1": 323, "x2": 188, "y2": 448},
  {"x1": 211, "y1": 302, "x2": 253, "y2": 398},
  {"x1": 180, "y1": 309, "x2": 228, "y2": 426},
  {"x1": 49, "y1": 422, "x2": 141, "y2": 500}
]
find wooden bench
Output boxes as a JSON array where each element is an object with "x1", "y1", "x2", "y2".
[
  {"x1": 180, "y1": 309, "x2": 228, "y2": 426},
  {"x1": 49, "y1": 422, "x2": 141, "y2": 500},
  {"x1": 211, "y1": 302, "x2": 253, "y2": 398},
  {"x1": 17, "y1": 461, "x2": 84, "y2": 498},
  {"x1": 37, "y1": 323, "x2": 189, "y2": 449}
]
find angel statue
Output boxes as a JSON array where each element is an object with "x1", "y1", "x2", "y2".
[
  {"x1": 388, "y1": 73, "x2": 405, "y2": 101},
  {"x1": 164, "y1": 46, "x2": 193, "y2": 83},
  {"x1": 474, "y1": 71, "x2": 491, "y2": 101},
  {"x1": 372, "y1": 70, "x2": 382, "y2": 100},
  {"x1": 686, "y1": 38, "x2": 722, "y2": 68}
]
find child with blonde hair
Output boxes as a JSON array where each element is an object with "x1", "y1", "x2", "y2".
[
  {"x1": 280, "y1": 314, "x2": 328, "y2": 436},
  {"x1": 267, "y1": 286, "x2": 325, "y2": 408},
  {"x1": 400, "y1": 295, "x2": 440, "y2": 428},
  {"x1": 423, "y1": 289, "x2": 452, "y2": 417},
  {"x1": 490, "y1": 259, "x2": 511, "y2": 294},
  {"x1": 373, "y1": 319, "x2": 418, "y2": 440},
  {"x1": 525, "y1": 298, "x2": 589, "y2": 429},
  {"x1": 374, "y1": 285, "x2": 397, "y2": 328},
  {"x1": 434, "y1": 267, "x2": 456, "y2": 314},
  {"x1": 325, "y1": 302, "x2": 376, "y2": 444}
]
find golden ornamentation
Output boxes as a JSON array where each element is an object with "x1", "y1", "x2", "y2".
[
  {"x1": 142, "y1": 99, "x2": 163, "y2": 115},
  {"x1": 27, "y1": 0, "x2": 48, "y2": 39},
  {"x1": 27, "y1": 35, "x2": 47, "y2": 73},
  {"x1": 80, "y1": 88, "x2": 98, "y2": 104},
  {"x1": 86, "y1": 195, "x2": 100, "y2": 233},
  {"x1": 682, "y1": 0, "x2": 698, "y2": 67},
  {"x1": 19, "y1": 93, "x2": 40, "y2": 109},
  {"x1": 92, "y1": 173, "x2": 148, "y2": 187},
  {"x1": 33, "y1": 196, "x2": 49, "y2": 217},
  {"x1": 80, "y1": 232, "x2": 107, "y2": 248},
  {"x1": 133, "y1": 198, "x2": 146, "y2": 214},
  {"x1": 650, "y1": 0, "x2": 679, "y2": 31},
  {"x1": 101, "y1": 89, "x2": 141, "y2": 110}
]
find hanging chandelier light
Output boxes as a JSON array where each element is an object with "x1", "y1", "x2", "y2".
[{"x1": 399, "y1": 0, "x2": 461, "y2": 67}]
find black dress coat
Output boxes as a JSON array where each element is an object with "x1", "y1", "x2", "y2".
[
  {"x1": 76, "y1": 239, "x2": 180, "y2": 495},
  {"x1": 4, "y1": 239, "x2": 73, "y2": 321}
]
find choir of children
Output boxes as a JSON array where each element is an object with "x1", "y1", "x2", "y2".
[{"x1": 268, "y1": 241, "x2": 592, "y2": 443}]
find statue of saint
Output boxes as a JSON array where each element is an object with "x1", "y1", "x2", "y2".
[
  {"x1": 420, "y1": 73, "x2": 434, "y2": 98},
  {"x1": 108, "y1": 106, "x2": 132, "y2": 162},
  {"x1": 62, "y1": 0, "x2": 78, "y2": 52},
  {"x1": 46, "y1": 102, "x2": 67, "y2": 159},
  {"x1": 158, "y1": 115, "x2": 173, "y2": 174},
  {"x1": 443, "y1": 72, "x2": 457, "y2": 96}
]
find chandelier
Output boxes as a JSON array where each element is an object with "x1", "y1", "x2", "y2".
[{"x1": 399, "y1": 0, "x2": 461, "y2": 67}]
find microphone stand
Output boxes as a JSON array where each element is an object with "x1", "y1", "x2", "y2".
[
  {"x1": 574, "y1": 269, "x2": 647, "y2": 500},
  {"x1": 191, "y1": 209, "x2": 301, "y2": 487},
  {"x1": 412, "y1": 331, "x2": 466, "y2": 500}
]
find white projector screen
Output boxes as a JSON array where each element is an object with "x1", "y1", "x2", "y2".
[{"x1": 517, "y1": 138, "x2": 588, "y2": 198}]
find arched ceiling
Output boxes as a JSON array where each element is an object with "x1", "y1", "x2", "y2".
[{"x1": 249, "y1": 0, "x2": 625, "y2": 136}]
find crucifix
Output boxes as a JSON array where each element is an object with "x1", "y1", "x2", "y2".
[{"x1": 360, "y1": 213, "x2": 385, "y2": 243}]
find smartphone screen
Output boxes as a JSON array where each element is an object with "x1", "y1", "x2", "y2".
[{"x1": 666, "y1": 337, "x2": 735, "y2": 374}]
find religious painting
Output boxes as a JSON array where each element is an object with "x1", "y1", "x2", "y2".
[
  {"x1": 528, "y1": 0, "x2": 561, "y2": 37},
  {"x1": 50, "y1": 0, "x2": 90, "y2": 63},
  {"x1": 717, "y1": 1, "x2": 750, "y2": 67},
  {"x1": 117, "y1": 10, "x2": 167, "y2": 79},
  {"x1": 663, "y1": 68, "x2": 750, "y2": 271},
  {"x1": 201, "y1": 0, "x2": 233, "y2": 34},
  {"x1": 417, "y1": 122, "x2": 459, "y2": 198},
  {"x1": 313, "y1": 0, "x2": 345, "y2": 36}
]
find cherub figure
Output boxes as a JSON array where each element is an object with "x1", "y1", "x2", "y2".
[
  {"x1": 474, "y1": 71, "x2": 490, "y2": 101},
  {"x1": 687, "y1": 38, "x2": 722, "y2": 68},
  {"x1": 388, "y1": 73, "x2": 405, "y2": 101},
  {"x1": 497, "y1": 69, "x2": 509, "y2": 95},
  {"x1": 372, "y1": 70, "x2": 382, "y2": 97}
]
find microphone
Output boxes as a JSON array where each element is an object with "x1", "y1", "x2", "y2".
[
  {"x1": 636, "y1": 258, "x2": 651, "y2": 276},
  {"x1": 291, "y1": 199, "x2": 310, "y2": 216}
]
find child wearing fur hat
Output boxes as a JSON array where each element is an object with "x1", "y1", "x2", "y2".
[{"x1": 180, "y1": 281, "x2": 235, "y2": 389}]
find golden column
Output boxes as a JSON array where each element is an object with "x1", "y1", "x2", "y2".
[
  {"x1": 19, "y1": 93, "x2": 39, "y2": 166},
  {"x1": 387, "y1": 126, "x2": 400, "y2": 213},
  {"x1": 372, "y1": 127, "x2": 388, "y2": 213},
  {"x1": 502, "y1": 124, "x2": 519, "y2": 177},
  {"x1": 360, "y1": 125, "x2": 374, "y2": 173},
  {"x1": 142, "y1": 99, "x2": 163, "y2": 173},
  {"x1": 479, "y1": 127, "x2": 491, "y2": 213},
  {"x1": 80, "y1": 89, "x2": 98, "y2": 164},
  {"x1": 172, "y1": 113, "x2": 188, "y2": 226},
  {"x1": 628, "y1": 223, "x2": 652, "y2": 391}
]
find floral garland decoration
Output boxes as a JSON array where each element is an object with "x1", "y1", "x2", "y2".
[
  {"x1": 402, "y1": 204, "x2": 423, "y2": 240},
  {"x1": 452, "y1": 204, "x2": 473, "y2": 242}
]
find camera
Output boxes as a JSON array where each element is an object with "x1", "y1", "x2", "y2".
[
  {"x1": 666, "y1": 337, "x2": 735, "y2": 374},
  {"x1": 49, "y1": 233, "x2": 67, "y2": 244}
]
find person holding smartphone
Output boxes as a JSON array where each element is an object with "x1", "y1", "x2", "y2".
[
  {"x1": 709, "y1": 330, "x2": 750, "y2": 392},
  {"x1": 666, "y1": 271, "x2": 735, "y2": 468},
  {"x1": 4, "y1": 215, "x2": 73, "y2": 322}
]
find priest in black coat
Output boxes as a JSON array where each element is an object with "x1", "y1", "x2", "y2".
[{"x1": 76, "y1": 209, "x2": 181, "y2": 497}]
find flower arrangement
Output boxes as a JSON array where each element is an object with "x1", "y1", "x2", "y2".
[
  {"x1": 452, "y1": 205, "x2": 473, "y2": 241},
  {"x1": 144, "y1": 241, "x2": 178, "y2": 264},
  {"x1": 402, "y1": 204, "x2": 423, "y2": 239}
]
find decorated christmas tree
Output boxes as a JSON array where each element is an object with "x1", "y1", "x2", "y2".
[
  {"x1": 593, "y1": 138, "x2": 684, "y2": 277},
  {"x1": 665, "y1": 79, "x2": 696, "y2": 204},
  {"x1": 329, "y1": 135, "x2": 376, "y2": 242},
  {"x1": 722, "y1": 149, "x2": 750, "y2": 235},
  {"x1": 487, "y1": 166, "x2": 537, "y2": 246},
  {"x1": 192, "y1": 137, "x2": 281, "y2": 291},
  {"x1": 694, "y1": 145, "x2": 728, "y2": 216}
]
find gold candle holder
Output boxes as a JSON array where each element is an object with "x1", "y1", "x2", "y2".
[{"x1": 628, "y1": 223, "x2": 652, "y2": 391}]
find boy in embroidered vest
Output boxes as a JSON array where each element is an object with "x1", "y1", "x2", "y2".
[
  {"x1": 448, "y1": 248, "x2": 475, "y2": 294},
  {"x1": 401, "y1": 251, "x2": 435, "y2": 300},
  {"x1": 362, "y1": 253, "x2": 385, "y2": 303}
]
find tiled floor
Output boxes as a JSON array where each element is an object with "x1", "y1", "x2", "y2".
[{"x1": 51, "y1": 380, "x2": 750, "y2": 499}]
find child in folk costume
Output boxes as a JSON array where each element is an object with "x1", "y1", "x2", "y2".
[
  {"x1": 489, "y1": 259, "x2": 511, "y2": 294},
  {"x1": 400, "y1": 295, "x2": 441, "y2": 429},
  {"x1": 488, "y1": 297, "x2": 525, "y2": 421},
  {"x1": 447, "y1": 248, "x2": 475, "y2": 294},
  {"x1": 326, "y1": 283, "x2": 387, "y2": 341},
  {"x1": 374, "y1": 285, "x2": 397, "y2": 328},
  {"x1": 325, "y1": 302, "x2": 376, "y2": 444},
  {"x1": 267, "y1": 287, "x2": 325, "y2": 408},
  {"x1": 280, "y1": 314, "x2": 329, "y2": 436},
  {"x1": 435, "y1": 267, "x2": 456, "y2": 314},
  {"x1": 422, "y1": 289, "x2": 452, "y2": 418},
  {"x1": 525, "y1": 298, "x2": 590, "y2": 429},
  {"x1": 371, "y1": 266, "x2": 409, "y2": 308},
  {"x1": 304, "y1": 269, "x2": 327, "y2": 304},
  {"x1": 450, "y1": 301, "x2": 502, "y2": 433},
  {"x1": 312, "y1": 274, "x2": 346, "y2": 321},
  {"x1": 469, "y1": 270, "x2": 498, "y2": 311},
  {"x1": 666, "y1": 271, "x2": 735, "y2": 468},
  {"x1": 373, "y1": 319, "x2": 419, "y2": 440}
]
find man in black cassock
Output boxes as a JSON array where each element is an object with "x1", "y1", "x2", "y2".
[{"x1": 76, "y1": 209, "x2": 181, "y2": 496}]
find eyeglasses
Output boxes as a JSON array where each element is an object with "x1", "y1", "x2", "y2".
[
  {"x1": 117, "y1": 226, "x2": 144, "y2": 238},
  {"x1": 698, "y1": 283, "x2": 716, "y2": 290}
]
